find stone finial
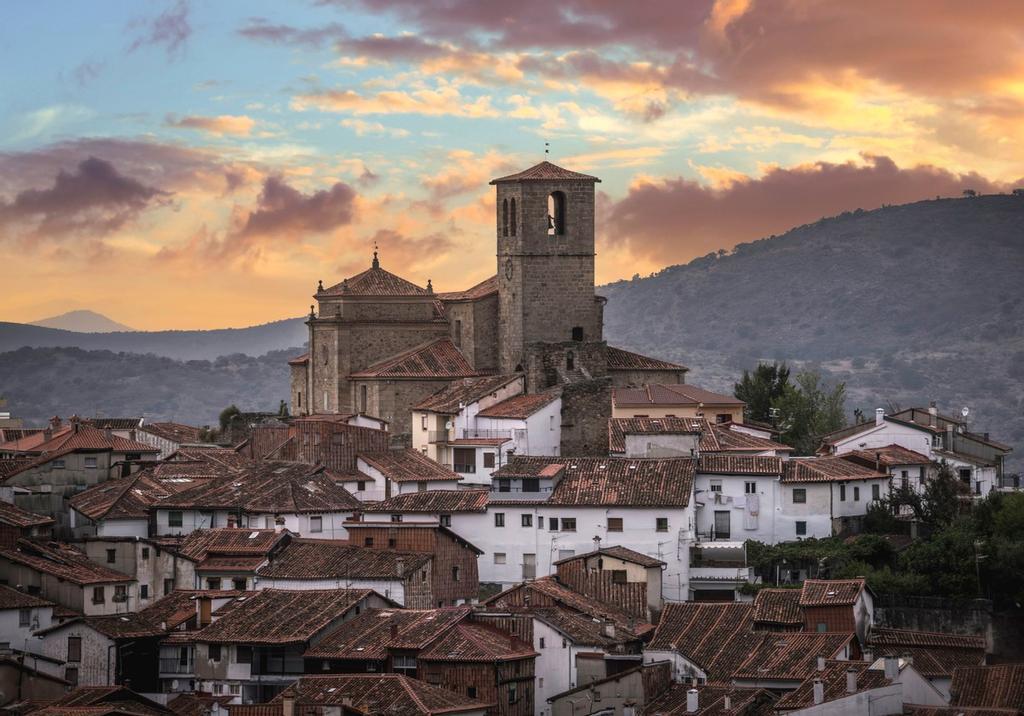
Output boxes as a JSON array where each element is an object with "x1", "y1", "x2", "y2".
[
  {"x1": 309, "y1": 304, "x2": 316, "y2": 318},
  {"x1": 317, "y1": 279, "x2": 324, "y2": 292},
  {"x1": 341, "y1": 278, "x2": 349, "y2": 294},
  {"x1": 372, "y1": 248, "x2": 380, "y2": 269},
  {"x1": 426, "y1": 279, "x2": 433, "y2": 294}
]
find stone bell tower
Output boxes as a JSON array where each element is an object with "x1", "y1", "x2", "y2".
[{"x1": 490, "y1": 161, "x2": 607, "y2": 391}]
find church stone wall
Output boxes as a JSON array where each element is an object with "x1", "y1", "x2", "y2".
[
  {"x1": 472, "y1": 295, "x2": 499, "y2": 373},
  {"x1": 559, "y1": 378, "x2": 612, "y2": 456},
  {"x1": 609, "y1": 369, "x2": 686, "y2": 388},
  {"x1": 289, "y1": 363, "x2": 309, "y2": 415},
  {"x1": 351, "y1": 378, "x2": 454, "y2": 443}
]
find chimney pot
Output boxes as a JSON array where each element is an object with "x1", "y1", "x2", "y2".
[
  {"x1": 723, "y1": 695, "x2": 731, "y2": 710},
  {"x1": 389, "y1": 623, "x2": 398, "y2": 639},
  {"x1": 846, "y1": 667, "x2": 857, "y2": 694},
  {"x1": 282, "y1": 695, "x2": 295, "y2": 716},
  {"x1": 875, "y1": 408, "x2": 885, "y2": 426},
  {"x1": 812, "y1": 678, "x2": 824, "y2": 705},
  {"x1": 686, "y1": 688, "x2": 699, "y2": 713},
  {"x1": 816, "y1": 655, "x2": 826, "y2": 671}
]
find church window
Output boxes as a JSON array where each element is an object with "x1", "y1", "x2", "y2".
[
  {"x1": 547, "y1": 191, "x2": 566, "y2": 236},
  {"x1": 321, "y1": 345, "x2": 329, "y2": 365},
  {"x1": 454, "y1": 319, "x2": 462, "y2": 347},
  {"x1": 502, "y1": 198, "x2": 509, "y2": 237},
  {"x1": 297, "y1": 392, "x2": 302, "y2": 409},
  {"x1": 360, "y1": 385, "x2": 368, "y2": 413},
  {"x1": 510, "y1": 198, "x2": 517, "y2": 236},
  {"x1": 566, "y1": 351, "x2": 575, "y2": 371},
  {"x1": 571, "y1": 326, "x2": 583, "y2": 341}
]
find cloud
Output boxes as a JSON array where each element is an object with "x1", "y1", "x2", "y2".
[
  {"x1": 166, "y1": 114, "x2": 256, "y2": 136},
  {"x1": 604, "y1": 154, "x2": 1017, "y2": 266},
  {"x1": 10, "y1": 105, "x2": 93, "y2": 143},
  {"x1": 237, "y1": 18, "x2": 347, "y2": 47},
  {"x1": 339, "y1": 118, "x2": 410, "y2": 138},
  {"x1": 237, "y1": 176, "x2": 357, "y2": 239},
  {"x1": 127, "y1": 0, "x2": 191, "y2": 59},
  {"x1": 0, "y1": 157, "x2": 170, "y2": 242},
  {"x1": 292, "y1": 84, "x2": 500, "y2": 118}
]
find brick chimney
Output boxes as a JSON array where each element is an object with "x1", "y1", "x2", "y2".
[
  {"x1": 929, "y1": 401, "x2": 938, "y2": 428},
  {"x1": 49, "y1": 416, "x2": 62, "y2": 430}
]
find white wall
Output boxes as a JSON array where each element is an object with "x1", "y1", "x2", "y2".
[
  {"x1": 0, "y1": 605, "x2": 54, "y2": 654},
  {"x1": 96, "y1": 519, "x2": 150, "y2": 538},
  {"x1": 153, "y1": 509, "x2": 355, "y2": 539},
  {"x1": 693, "y1": 473, "x2": 778, "y2": 544}
]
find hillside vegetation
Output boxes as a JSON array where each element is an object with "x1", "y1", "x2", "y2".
[{"x1": 603, "y1": 195, "x2": 1024, "y2": 467}]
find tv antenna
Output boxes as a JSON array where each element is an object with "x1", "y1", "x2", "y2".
[{"x1": 961, "y1": 406, "x2": 970, "y2": 419}]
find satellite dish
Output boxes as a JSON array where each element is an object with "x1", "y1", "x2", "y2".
[{"x1": 961, "y1": 406, "x2": 970, "y2": 418}]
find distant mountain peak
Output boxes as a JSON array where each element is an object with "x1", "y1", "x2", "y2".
[{"x1": 29, "y1": 310, "x2": 134, "y2": 334}]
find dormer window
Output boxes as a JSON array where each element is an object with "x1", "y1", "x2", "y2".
[{"x1": 547, "y1": 191, "x2": 565, "y2": 236}]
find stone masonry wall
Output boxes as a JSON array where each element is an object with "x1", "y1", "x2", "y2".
[{"x1": 559, "y1": 378, "x2": 612, "y2": 456}]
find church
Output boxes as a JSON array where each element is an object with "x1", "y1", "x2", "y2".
[{"x1": 288, "y1": 161, "x2": 687, "y2": 453}]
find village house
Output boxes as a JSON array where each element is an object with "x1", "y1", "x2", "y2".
[
  {"x1": 23, "y1": 684, "x2": 175, "y2": 715},
  {"x1": 263, "y1": 674, "x2": 491, "y2": 716},
  {"x1": 0, "y1": 500, "x2": 54, "y2": 547},
  {"x1": 611, "y1": 384, "x2": 746, "y2": 423},
  {"x1": 729, "y1": 632, "x2": 857, "y2": 691},
  {"x1": 752, "y1": 588, "x2": 804, "y2": 632},
  {"x1": 551, "y1": 545, "x2": 665, "y2": 621},
  {"x1": 305, "y1": 606, "x2": 537, "y2": 716},
  {"x1": 0, "y1": 584, "x2": 55, "y2": 652},
  {"x1": 143, "y1": 528, "x2": 292, "y2": 591},
  {"x1": 820, "y1": 404, "x2": 1014, "y2": 496},
  {"x1": 866, "y1": 628, "x2": 986, "y2": 700},
  {"x1": 779, "y1": 457, "x2": 891, "y2": 539},
  {"x1": 772, "y1": 659, "x2": 906, "y2": 714},
  {"x1": 152, "y1": 462, "x2": 361, "y2": 539},
  {"x1": 0, "y1": 539, "x2": 137, "y2": 616},
  {"x1": 641, "y1": 682, "x2": 777, "y2": 715},
  {"x1": 798, "y1": 578, "x2": 874, "y2": 646},
  {"x1": 942, "y1": 663, "x2": 1024, "y2": 713},
  {"x1": 608, "y1": 417, "x2": 793, "y2": 459},
  {"x1": 133, "y1": 422, "x2": 203, "y2": 460},
  {"x1": 190, "y1": 588, "x2": 393, "y2": 704},
  {"x1": 546, "y1": 660, "x2": 673, "y2": 716},
  {"x1": 355, "y1": 449, "x2": 464, "y2": 500}
]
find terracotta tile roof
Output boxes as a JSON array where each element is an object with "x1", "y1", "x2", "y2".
[
  {"x1": 437, "y1": 274, "x2": 498, "y2": 301},
  {"x1": 0, "y1": 459, "x2": 35, "y2": 479},
  {"x1": 608, "y1": 417, "x2": 705, "y2": 452},
  {"x1": 168, "y1": 693, "x2": 235, "y2": 716},
  {"x1": 321, "y1": 260, "x2": 428, "y2": 297},
  {"x1": 606, "y1": 347, "x2": 686, "y2": 372},
  {"x1": 413, "y1": 375, "x2": 521, "y2": 414},
  {"x1": 0, "y1": 426, "x2": 68, "y2": 453},
  {"x1": 732, "y1": 632, "x2": 854, "y2": 682},
  {"x1": 365, "y1": 489, "x2": 490, "y2": 514},
  {"x1": 139, "y1": 423, "x2": 202, "y2": 444},
  {"x1": 358, "y1": 449, "x2": 462, "y2": 482},
  {"x1": 782, "y1": 457, "x2": 888, "y2": 483},
  {"x1": 257, "y1": 540, "x2": 431, "y2": 580},
  {"x1": 2, "y1": 425, "x2": 159, "y2": 480},
  {"x1": 643, "y1": 683, "x2": 777, "y2": 716},
  {"x1": 195, "y1": 589, "x2": 373, "y2": 645},
  {"x1": 157, "y1": 461, "x2": 360, "y2": 513},
  {"x1": 553, "y1": 544, "x2": 665, "y2": 568},
  {"x1": 799, "y1": 579, "x2": 866, "y2": 607},
  {"x1": 698, "y1": 455, "x2": 784, "y2": 476},
  {"x1": 277, "y1": 674, "x2": 492, "y2": 715},
  {"x1": 0, "y1": 539, "x2": 132, "y2": 585},
  {"x1": 490, "y1": 161, "x2": 600, "y2": 184},
  {"x1": 351, "y1": 338, "x2": 478, "y2": 379},
  {"x1": 775, "y1": 660, "x2": 889, "y2": 710},
  {"x1": 69, "y1": 470, "x2": 177, "y2": 521},
  {"x1": 867, "y1": 628, "x2": 986, "y2": 679},
  {"x1": 36, "y1": 686, "x2": 172, "y2": 715},
  {"x1": 287, "y1": 352, "x2": 309, "y2": 366},
  {"x1": 0, "y1": 583, "x2": 54, "y2": 610},
  {"x1": 612, "y1": 383, "x2": 740, "y2": 408},
  {"x1": 706, "y1": 425, "x2": 793, "y2": 453},
  {"x1": 950, "y1": 665, "x2": 1024, "y2": 710},
  {"x1": 83, "y1": 418, "x2": 144, "y2": 431},
  {"x1": 493, "y1": 456, "x2": 695, "y2": 507},
  {"x1": 0, "y1": 500, "x2": 54, "y2": 528},
  {"x1": 869, "y1": 627, "x2": 986, "y2": 650},
  {"x1": 842, "y1": 443, "x2": 933, "y2": 468},
  {"x1": 752, "y1": 588, "x2": 803, "y2": 627},
  {"x1": 476, "y1": 391, "x2": 559, "y2": 419},
  {"x1": 648, "y1": 602, "x2": 764, "y2": 681},
  {"x1": 419, "y1": 621, "x2": 536, "y2": 662},
  {"x1": 306, "y1": 607, "x2": 473, "y2": 659},
  {"x1": 167, "y1": 445, "x2": 253, "y2": 471},
  {"x1": 72, "y1": 612, "x2": 169, "y2": 639},
  {"x1": 135, "y1": 590, "x2": 208, "y2": 630},
  {"x1": 172, "y1": 528, "x2": 287, "y2": 563}
]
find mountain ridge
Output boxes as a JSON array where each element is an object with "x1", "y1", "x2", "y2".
[{"x1": 28, "y1": 309, "x2": 134, "y2": 333}]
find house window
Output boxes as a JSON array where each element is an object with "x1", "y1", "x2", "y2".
[
  {"x1": 468, "y1": 687, "x2": 477, "y2": 699},
  {"x1": 65, "y1": 667, "x2": 79, "y2": 685},
  {"x1": 523, "y1": 478, "x2": 540, "y2": 492},
  {"x1": 566, "y1": 351, "x2": 575, "y2": 371},
  {"x1": 417, "y1": 481, "x2": 428, "y2": 492},
  {"x1": 510, "y1": 198, "x2": 517, "y2": 236},
  {"x1": 547, "y1": 191, "x2": 566, "y2": 236},
  {"x1": 607, "y1": 517, "x2": 623, "y2": 532},
  {"x1": 549, "y1": 415, "x2": 555, "y2": 431},
  {"x1": 67, "y1": 636, "x2": 82, "y2": 662},
  {"x1": 440, "y1": 514, "x2": 452, "y2": 527},
  {"x1": 494, "y1": 553, "x2": 507, "y2": 564},
  {"x1": 394, "y1": 654, "x2": 417, "y2": 677},
  {"x1": 557, "y1": 549, "x2": 575, "y2": 560},
  {"x1": 357, "y1": 480, "x2": 366, "y2": 491},
  {"x1": 84, "y1": 457, "x2": 98, "y2": 469},
  {"x1": 141, "y1": 548, "x2": 149, "y2": 560},
  {"x1": 716, "y1": 413, "x2": 731, "y2": 423},
  {"x1": 792, "y1": 489, "x2": 807, "y2": 504},
  {"x1": 213, "y1": 684, "x2": 223, "y2": 695},
  {"x1": 164, "y1": 578, "x2": 174, "y2": 595},
  {"x1": 853, "y1": 486, "x2": 860, "y2": 501},
  {"x1": 364, "y1": 537, "x2": 374, "y2": 547},
  {"x1": 52, "y1": 459, "x2": 65, "y2": 469},
  {"x1": 113, "y1": 585, "x2": 127, "y2": 602},
  {"x1": 230, "y1": 684, "x2": 241, "y2": 695},
  {"x1": 360, "y1": 385, "x2": 368, "y2": 413},
  {"x1": 495, "y1": 513, "x2": 505, "y2": 527},
  {"x1": 521, "y1": 514, "x2": 533, "y2": 527},
  {"x1": 453, "y1": 447, "x2": 476, "y2": 474},
  {"x1": 745, "y1": 481, "x2": 757, "y2": 494},
  {"x1": 391, "y1": 514, "x2": 403, "y2": 523},
  {"x1": 234, "y1": 646, "x2": 253, "y2": 665},
  {"x1": 233, "y1": 578, "x2": 246, "y2": 590},
  {"x1": 872, "y1": 484, "x2": 881, "y2": 501},
  {"x1": 611, "y1": 570, "x2": 627, "y2": 584},
  {"x1": 537, "y1": 516, "x2": 544, "y2": 529},
  {"x1": 388, "y1": 538, "x2": 397, "y2": 548},
  {"x1": 168, "y1": 511, "x2": 183, "y2": 527},
  {"x1": 498, "y1": 479, "x2": 511, "y2": 493},
  {"x1": 509, "y1": 681, "x2": 519, "y2": 704},
  {"x1": 421, "y1": 570, "x2": 428, "y2": 582},
  {"x1": 483, "y1": 452, "x2": 496, "y2": 468},
  {"x1": 710, "y1": 480, "x2": 722, "y2": 493},
  {"x1": 816, "y1": 622, "x2": 827, "y2": 633},
  {"x1": 549, "y1": 517, "x2": 559, "y2": 531},
  {"x1": 561, "y1": 518, "x2": 577, "y2": 532},
  {"x1": 796, "y1": 521, "x2": 807, "y2": 536},
  {"x1": 297, "y1": 391, "x2": 302, "y2": 409},
  {"x1": 208, "y1": 578, "x2": 222, "y2": 590},
  {"x1": 839, "y1": 484, "x2": 847, "y2": 501},
  {"x1": 106, "y1": 549, "x2": 116, "y2": 564},
  {"x1": 310, "y1": 516, "x2": 323, "y2": 533},
  {"x1": 656, "y1": 517, "x2": 669, "y2": 532},
  {"x1": 539, "y1": 637, "x2": 546, "y2": 648},
  {"x1": 19, "y1": 609, "x2": 30, "y2": 627},
  {"x1": 454, "y1": 319, "x2": 463, "y2": 347},
  {"x1": 140, "y1": 585, "x2": 149, "y2": 600},
  {"x1": 571, "y1": 326, "x2": 584, "y2": 342},
  {"x1": 452, "y1": 566, "x2": 460, "y2": 582},
  {"x1": 92, "y1": 586, "x2": 105, "y2": 604}
]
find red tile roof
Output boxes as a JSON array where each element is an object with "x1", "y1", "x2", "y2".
[
  {"x1": 437, "y1": 275, "x2": 498, "y2": 301},
  {"x1": 643, "y1": 683, "x2": 777, "y2": 716},
  {"x1": 171, "y1": 528, "x2": 288, "y2": 567},
  {"x1": 606, "y1": 347, "x2": 686, "y2": 372},
  {"x1": 2, "y1": 424, "x2": 159, "y2": 479},
  {"x1": 168, "y1": 693, "x2": 235, "y2": 716},
  {"x1": 0, "y1": 583, "x2": 54, "y2": 610},
  {"x1": 493, "y1": 456, "x2": 695, "y2": 507},
  {"x1": 364, "y1": 489, "x2": 489, "y2": 514},
  {"x1": 277, "y1": 674, "x2": 492, "y2": 715},
  {"x1": 475, "y1": 391, "x2": 559, "y2": 419},
  {"x1": 195, "y1": 589, "x2": 374, "y2": 645},
  {"x1": 608, "y1": 417, "x2": 705, "y2": 452},
  {"x1": 553, "y1": 544, "x2": 665, "y2": 568},
  {"x1": 287, "y1": 352, "x2": 309, "y2": 366},
  {"x1": 706, "y1": 425, "x2": 793, "y2": 453},
  {"x1": 782, "y1": 457, "x2": 888, "y2": 483},
  {"x1": 34, "y1": 686, "x2": 172, "y2": 715},
  {"x1": 321, "y1": 260, "x2": 428, "y2": 297},
  {"x1": 358, "y1": 449, "x2": 462, "y2": 482},
  {"x1": 613, "y1": 383, "x2": 739, "y2": 408},
  {"x1": 698, "y1": 455, "x2": 783, "y2": 476},
  {"x1": 950, "y1": 665, "x2": 1024, "y2": 711},
  {"x1": 83, "y1": 418, "x2": 144, "y2": 431},
  {"x1": 775, "y1": 660, "x2": 890, "y2": 710},
  {"x1": 0, "y1": 459, "x2": 36, "y2": 479},
  {"x1": 842, "y1": 443, "x2": 933, "y2": 467},
  {"x1": 799, "y1": 579, "x2": 866, "y2": 607},
  {"x1": 733, "y1": 632, "x2": 854, "y2": 682},
  {"x1": 139, "y1": 422, "x2": 202, "y2": 444},
  {"x1": 350, "y1": 338, "x2": 478, "y2": 379},
  {"x1": 413, "y1": 375, "x2": 521, "y2": 414},
  {"x1": 0, "y1": 539, "x2": 132, "y2": 585},
  {"x1": 256, "y1": 539, "x2": 431, "y2": 580},
  {"x1": 868, "y1": 628, "x2": 986, "y2": 678},
  {"x1": 306, "y1": 607, "x2": 473, "y2": 659},
  {"x1": 418, "y1": 621, "x2": 536, "y2": 662},
  {"x1": 70, "y1": 470, "x2": 178, "y2": 521},
  {"x1": 0, "y1": 500, "x2": 54, "y2": 528},
  {"x1": 648, "y1": 602, "x2": 764, "y2": 681},
  {"x1": 752, "y1": 588, "x2": 803, "y2": 627},
  {"x1": 490, "y1": 161, "x2": 600, "y2": 184}
]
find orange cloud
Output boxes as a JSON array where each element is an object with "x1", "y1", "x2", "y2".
[{"x1": 166, "y1": 114, "x2": 256, "y2": 136}]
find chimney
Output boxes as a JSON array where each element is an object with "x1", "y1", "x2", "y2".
[
  {"x1": 396, "y1": 557, "x2": 405, "y2": 577},
  {"x1": 884, "y1": 654, "x2": 901, "y2": 679},
  {"x1": 282, "y1": 695, "x2": 295, "y2": 716},
  {"x1": 685, "y1": 688, "x2": 698, "y2": 713},
  {"x1": 723, "y1": 695, "x2": 731, "y2": 711},
  {"x1": 929, "y1": 401, "x2": 938, "y2": 427},
  {"x1": 863, "y1": 649, "x2": 873, "y2": 663},
  {"x1": 812, "y1": 678, "x2": 824, "y2": 705},
  {"x1": 603, "y1": 621, "x2": 616, "y2": 639},
  {"x1": 42, "y1": 428, "x2": 52, "y2": 442},
  {"x1": 390, "y1": 623, "x2": 399, "y2": 640},
  {"x1": 846, "y1": 667, "x2": 857, "y2": 694},
  {"x1": 104, "y1": 428, "x2": 113, "y2": 441},
  {"x1": 875, "y1": 408, "x2": 884, "y2": 426},
  {"x1": 816, "y1": 656, "x2": 826, "y2": 671}
]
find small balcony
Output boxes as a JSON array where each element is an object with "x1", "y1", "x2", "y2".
[
  {"x1": 462, "y1": 429, "x2": 514, "y2": 440},
  {"x1": 427, "y1": 431, "x2": 451, "y2": 444},
  {"x1": 159, "y1": 657, "x2": 194, "y2": 675},
  {"x1": 689, "y1": 565, "x2": 755, "y2": 584},
  {"x1": 453, "y1": 463, "x2": 476, "y2": 474}
]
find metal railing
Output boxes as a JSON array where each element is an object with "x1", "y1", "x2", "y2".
[
  {"x1": 462, "y1": 429, "x2": 514, "y2": 440},
  {"x1": 427, "y1": 431, "x2": 451, "y2": 444},
  {"x1": 159, "y1": 658, "x2": 193, "y2": 675},
  {"x1": 453, "y1": 464, "x2": 476, "y2": 474}
]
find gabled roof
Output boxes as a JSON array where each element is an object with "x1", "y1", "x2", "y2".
[
  {"x1": 1, "y1": 424, "x2": 159, "y2": 479},
  {"x1": 752, "y1": 588, "x2": 802, "y2": 627},
  {"x1": 782, "y1": 457, "x2": 887, "y2": 483},
  {"x1": 868, "y1": 628, "x2": 986, "y2": 678},
  {"x1": 949, "y1": 664, "x2": 1024, "y2": 711},
  {"x1": 83, "y1": 418, "x2": 144, "y2": 431},
  {"x1": 606, "y1": 346, "x2": 686, "y2": 372},
  {"x1": 697, "y1": 455, "x2": 783, "y2": 476},
  {"x1": 612, "y1": 383, "x2": 739, "y2": 408},
  {"x1": 647, "y1": 602, "x2": 764, "y2": 681},
  {"x1": 167, "y1": 693, "x2": 235, "y2": 716},
  {"x1": 732, "y1": 632, "x2": 854, "y2": 682},
  {"x1": 287, "y1": 352, "x2": 309, "y2": 366},
  {"x1": 359, "y1": 449, "x2": 462, "y2": 483},
  {"x1": 164, "y1": 444, "x2": 252, "y2": 471},
  {"x1": 608, "y1": 416, "x2": 704, "y2": 453},
  {"x1": 643, "y1": 683, "x2": 776, "y2": 716},
  {"x1": 0, "y1": 500, "x2": 54, "y2": 528},
  {"x1": 799, "y1": 578, "x2": 867, "y2": 607},
  {"x1": 0, "y1": 539, "x2": 132, "y2": 585},
  {"x1": 706, "y1": 424, "x2": 794, "y2": 453},
  {"x1": 34, "y1": 685, "x2": 173, "y2": 715},
  {"x1": 475, "y1": 391, "x2": 559, "y2": 419},
  {"x1": 775, "y1": 660, "x2": 890, "y2": 710},
  {"x1": 437, "y1": 275, "x2": 498, "y2": 301},
  {"x1": 195, "y1": 589, "x2": 375, "y2": 645},
  {"x1": 70, "y1": 470, "x2": 178, "y2": 521},
  {"x1": 155, "y1": 461, "x2": 360, "y2": 513},
  {"x1": 171, "y1": 528, "x2": 289, "y2": 568},
  {"x1": 490, "y1": 161, "x2": 600, "y2": 184},
  {"x1": 256, "y1": 540, "x2": 431, "y2": 580},
  {"x1": 138, "y1": 422, "x2": 201, "y2": 444},
  {"x1": 321, "y1": 256, "x2": 428, "y2": 297},
  {"x1": 306, "y1": 607, "x2": 473, "y2": 660},
  {"x1": 0, "y1": 583, "x2": 54, "y2": 610},
  {"x1": 418, "y1": 621, "x2": 536, "y2": 662},
  {"x1": 350, "y1": 338, "x2": 478, "y2": 379},
  {"x1": 553, "y1": 544, "x2": 665, "y2": 568},
  {"x1": 276, "y1": 674, "x2": 492, "y2": 715},
  {"x1": 364, "y1": 489, "x2": 490, "y2": 514},
  {"x1": 842, "y1": 443, "x2": 933, "y2": 467},
  {"x1": 413, "y1": 375, "x2": 521, "y2": 414}
]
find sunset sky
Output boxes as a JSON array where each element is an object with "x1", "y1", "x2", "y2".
[{"x1": 3, "y1": 0, "x2": 1023, "y2": 330}]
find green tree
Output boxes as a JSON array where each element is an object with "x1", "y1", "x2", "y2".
[
  {"x1": 219, "y1": 404, "x2": 241, "y2": 432},
  {"x1": 772, "y1": 370, "x2": 847, "y2": 454},
  {"x1": 920, "y1": 462, "x2": 970, "y2": 527},
  {"x1": 734, "y1": 362, "x2": 790, "y2": 423}
]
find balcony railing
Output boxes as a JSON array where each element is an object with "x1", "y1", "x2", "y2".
[
  {"x1": 689, "y1": 566, "x2": 754, "y2": 583},
  {"x1": 462, "y1": 429, "x2": 514, "y2": 440},
  {"x1": 159, "y1": 658, "x2": 194, "y2": 675},
  {"x1": 453, "y1": 464, "x2": 476, "y2": 474},
  {"x1": 427, "y1": 431, "x2": 451, "y2": 444}
]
